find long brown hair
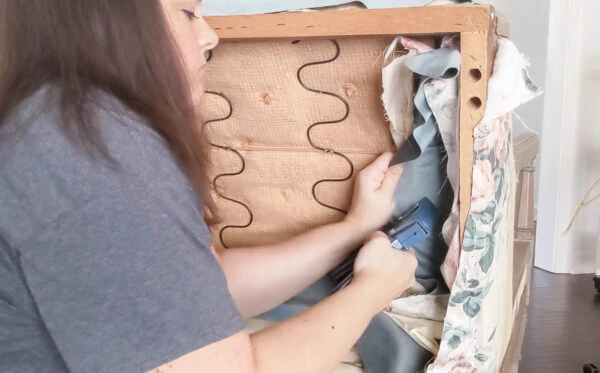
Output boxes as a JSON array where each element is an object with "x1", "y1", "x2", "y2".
[{"x1": 0, "y1": 0, "x2": 217, "y2": 221}]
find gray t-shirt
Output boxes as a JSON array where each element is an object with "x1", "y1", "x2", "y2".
[{"x1": 0, "y1": 89, "x2": 244, "y2": 372}]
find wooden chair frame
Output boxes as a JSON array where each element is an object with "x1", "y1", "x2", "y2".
[
  {"x1": 207, "y1": 4, "x2": 509, "y2": 241},
  {"x1": 206, "y1": 5, "x2": 538, "y2": 371}
]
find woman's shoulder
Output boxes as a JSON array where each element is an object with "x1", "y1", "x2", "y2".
[
  {"x1": 0, "y1": 87, "x2": 196, "y2": 244},
  {"x1": 0, "y1": 86, "x2": 181, "y2": 180}
]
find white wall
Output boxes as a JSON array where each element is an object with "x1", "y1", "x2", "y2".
[
  {"x1": 480, "y1": 0, "x2": 550, "y2": 215},
  {"x1": 535, "y1": 0, "x2": 600, "y2": 274},
  {"x1": 488, "y1": 0, "x2": 550, "y2": 139},
  {"x1": 577, "y1": 3, "x2": 600, "y2": 273},
  {"x1": 486, "y1": 0, "x2": 600, "y2": 274}
]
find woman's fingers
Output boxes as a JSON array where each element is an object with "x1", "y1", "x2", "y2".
[{"x1": 380, "y1": 164, "x2": 403, "y2": 196}]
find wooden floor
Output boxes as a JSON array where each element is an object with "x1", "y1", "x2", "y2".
[{"x1": 520, "y1": 269, "x2": 600, "y2": 373}]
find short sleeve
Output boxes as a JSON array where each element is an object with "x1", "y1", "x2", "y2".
[{"x1": 17, "y1": 179, "x2": 245, "y2": 373}]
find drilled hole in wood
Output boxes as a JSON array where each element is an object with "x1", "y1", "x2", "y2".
[
  {"x1": 469, "y1": 68, "x2": 482, "y2": 81},
  {"x1": 469, "y1": 97, "x2": 482, "y2": 110}
]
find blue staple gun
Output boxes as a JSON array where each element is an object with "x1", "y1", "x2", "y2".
[
  {"x1": 329, "y1": 197, "x2": 438, "y2": 293},
  {"x1": 387, "y1": 197, "x2": 437, "y2": 251}
]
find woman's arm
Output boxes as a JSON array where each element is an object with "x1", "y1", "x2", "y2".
[
  {"x1": 219, "y1": 153, "x2": 403, "y2": 319},
  {"x1": 153, "y1": 278, "x2": 385, "y2": 373},
  {"x1": 153, "y1": 233, "x2": 417, "y2": 373},
  {"x1": 219, "y1": 218, "x2": 367, "y2": 319}
]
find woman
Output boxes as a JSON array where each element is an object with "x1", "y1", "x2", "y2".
[{"x1": 0, "y1": 1, "x2": 418, "y2": 372}]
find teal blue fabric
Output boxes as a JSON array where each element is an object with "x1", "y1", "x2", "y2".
[
  {"x1": 356, "y1": 314, "x2": 433, "y2": 373},
  {"x1": 259, "y1": 276, "x2": 334, "y2": 321},
  {"x1": 355, "y1": 46, "x2": 458, "y2": 373},
  {"x1": 392, "y1": 46, "x2": 459, "y2": 284}
]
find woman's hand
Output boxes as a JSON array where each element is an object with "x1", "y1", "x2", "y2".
[
  {"x1": 344, "y1": 152, "x2": 403, "y2": 238},
  {"x1": 352, "y1": 231, "x2": 417, "y2": 310}
]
